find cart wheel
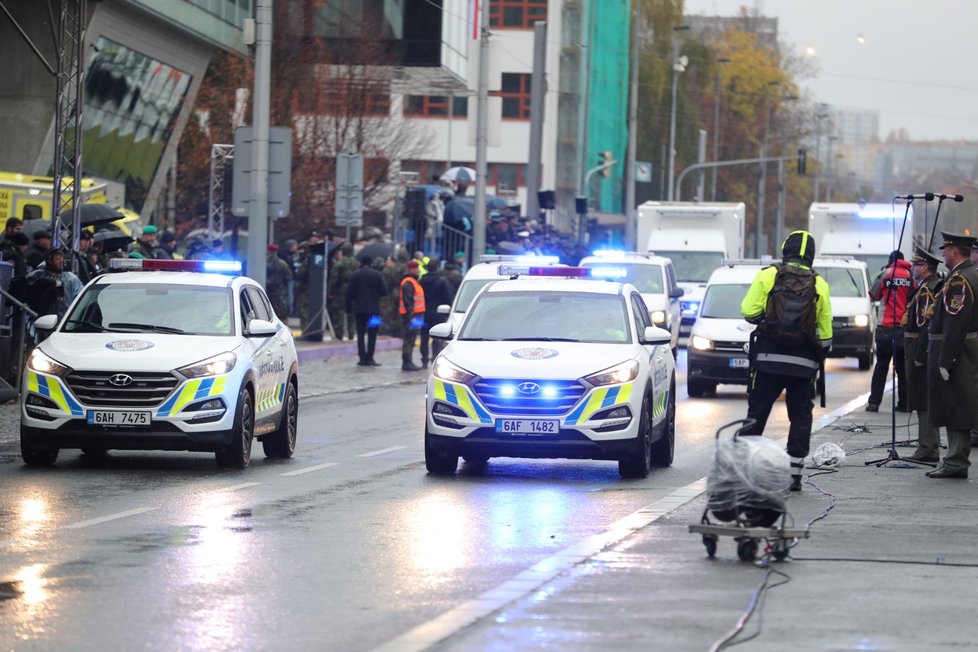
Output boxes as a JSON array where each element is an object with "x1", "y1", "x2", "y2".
[
  {"x1": 737, "y1": 539, "x2": 757, "y2": 562},
  {"x1": 772, "y1": 540, "x2": 789, "y2": 562},
  {"x1": 702, "y1": 535, "x2": 718, "y2": 558}
]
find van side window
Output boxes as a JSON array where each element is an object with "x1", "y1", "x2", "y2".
[{"x1": 22, "y1": 205, "x2": 42, "y2": 221}]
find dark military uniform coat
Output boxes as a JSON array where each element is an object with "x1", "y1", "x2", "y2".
[
  {"x1": 904, "y1": 272, "x2": 943, "y2": 412},
  {"x1": 927, "y1": 259, "x2": 978, "y2": 429}
]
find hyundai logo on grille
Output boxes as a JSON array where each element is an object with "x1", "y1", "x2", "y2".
[
  {"x1": 743, "y1": 343, "x2": 750, "y2": 354},
  {"x1": 108, "y1": 373, "x2": 133, "y2": 387},
  {"x1": 517, "y1": 382, "x2": 541, "y2": 395}
]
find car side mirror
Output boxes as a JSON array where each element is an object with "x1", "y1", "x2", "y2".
[
  {"x1": 642, "y1": 326, "x2": 672, "y2": 345},
  {"x1": 246, "y1": 318, "x2": 277, "y2": 337},
  {"x1": 669, "y1": 287, "x2": 685, "y2": 299},
  {"x1": 436, "y1": 304, "x2": 450, "y2": 316},
  {"x1": 34, "y1": 314, "x2": 59, "y2": 330},
  {"x1": 430, "y1": 322, "x2": 453, "y2": 340}
]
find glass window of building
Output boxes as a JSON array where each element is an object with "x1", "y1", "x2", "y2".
[
  {"x1": 489, "y1": 0, "x2": 548, "y2": 28},
  {"x1": 403, "y1": 95, "x2": 468, "y2": 118},
  {"x1": 495, "y1": 73, "x2": 531, "y2": 120}
]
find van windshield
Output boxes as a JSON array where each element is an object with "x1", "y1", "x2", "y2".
[
  {"x1": 454, "y1": 279, "x2": 494, "y2": 313},
  {"x1": 813, "y1": 266, "x2": 866, "y2": 298},
  {"x1": 582, "y1": 263, "x2": 663, "y2": 293},
  {"x1": 700, "y1": 283, "x2": 751, "y2": 319},
  {"x1": 657, "y1": 251, "x2": 723, "y2": 283}
]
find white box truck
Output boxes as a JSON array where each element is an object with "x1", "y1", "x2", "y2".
[
  {"x1": 636, "y1": 201, "x2": 746, "y2": 336},
  {"x1": 808, "y1": 202, "x2": 914, "y2": 274}
]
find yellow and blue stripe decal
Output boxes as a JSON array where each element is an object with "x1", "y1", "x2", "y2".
[
  {"x1": 257, "y1": 383, "x2": 286, "y2": 412},
  {"x1": 27, "y1": 371, "x2": 84, "y2": 417},
  {"x1": 564, "y1": 384, "x2": 633, "y2": 426},
  {"x1": 652, "y1": 389, "x2": 669, "y2": 419},
  {"x1": 433, "y1": 380, "x2": 493, "y2": 424},
  {"x1": 156, "y1": 376, "x2": 228, "y2": 417}
]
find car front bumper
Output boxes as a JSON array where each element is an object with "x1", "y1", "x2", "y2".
[
  {"x1": 687, "y1": 348, "x2": 750, "y2": 385},
  {"x1": 426, "y1": 378, "x2": 658, "y2": 460},
  {"x1": 825, "y1": 325, "x2": 873, "y2": 358}
]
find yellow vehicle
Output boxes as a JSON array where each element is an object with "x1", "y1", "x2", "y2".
[{"x1": 0, "y1": 171, "x2": 140, "y2": 237}]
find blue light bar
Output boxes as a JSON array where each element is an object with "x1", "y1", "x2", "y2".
[{"x1": 203, "y1": 260, "x2": 243, "y2": 273}]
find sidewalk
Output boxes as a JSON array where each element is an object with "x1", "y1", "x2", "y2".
[{"x1": 427, "y1": 389, "x2": 978, "y2": 651}]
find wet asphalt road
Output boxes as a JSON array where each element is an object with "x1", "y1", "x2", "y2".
[{"x1": 0, "y1": 353, "x2": 871, "y2": 651}]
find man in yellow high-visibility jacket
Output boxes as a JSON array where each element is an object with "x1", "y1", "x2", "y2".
[{"x1": 740, "y1": 230, "x2": 833, "y2": 491}]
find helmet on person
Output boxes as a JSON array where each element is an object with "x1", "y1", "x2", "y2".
[{"x1": 781, "y1": 230, "x2": 816, "y2": 266}]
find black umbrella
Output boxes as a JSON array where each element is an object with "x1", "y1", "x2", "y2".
[
  {"x1": 357, "y1": 241, "x2": 395, "y2": 261},
  {"x1": 59, "y1": 204, "x2": 125, "y2": 226}
]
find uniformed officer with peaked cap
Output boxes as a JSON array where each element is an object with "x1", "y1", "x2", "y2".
[
  {"x1": 903, "y1": 246, "x2": 945, "y2": 462},
  {"x1": 925, "y1": 231, "x2": 978, "y2": 478}
]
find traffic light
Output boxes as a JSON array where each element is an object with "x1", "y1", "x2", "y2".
[
  {"x1": 797, "y1": 148, "x2": 807, "y2": 175},
  {"x1": 598, "y1": 151, "x2": 613, "y2": 177}
]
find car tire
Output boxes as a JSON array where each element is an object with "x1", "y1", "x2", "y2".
[
  {"x1": 216, "y1": 385, "x2": 254, "y2": 469},
  {"x1": 857, "y1": 353, "x2": 872, "y2": 371},
  {"x1": 425, "y1": 425, "x2": 459, "y2": 475},
  {"x1": 619, "y1": 393, "x2": 652, "y2": 479},
  {"x1": 650, "y1": 379, "x2": 676, "y2": 468},
  {"x1": 20, "y1": 425, "x2": 59, "y2": 467},
  {"x1": 263, "y1": 379, "x2": 298, "y2": 459},
  {"x1": 688, "y1": 378, "x2": 713, "y2": 398}
]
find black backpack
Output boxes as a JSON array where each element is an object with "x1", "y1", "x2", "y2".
[{"x1": 761, "y1": 264, "x2": 818, "y2": 347}]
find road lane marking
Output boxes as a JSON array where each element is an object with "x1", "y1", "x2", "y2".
[
  {"x1": 65, "y1": 507, "x2": 158, "y2": 530},
  {"x1": 814, "y1": 390, "x2": 871, "y2": 430},
  {"x1": 280, "y1": 462, "x2": 340, "y2": 477},
  {"x1": 358, "y1": 446, "x2": 406, "y2": 458},
  {"x1": 371, "y1": 477, "x2": 708, "y2": 652},
  {"x1": 223, "y1": 482, "x2": 262, "y2": 492}
]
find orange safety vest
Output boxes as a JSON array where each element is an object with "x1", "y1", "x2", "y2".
[{"x1": 399, "y1": 276, "x2": 426, "y2": 315}]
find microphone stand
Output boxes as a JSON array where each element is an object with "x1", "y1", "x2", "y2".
[{"x1": 865, "y1": 196, "x2": 936, "y2": 468}]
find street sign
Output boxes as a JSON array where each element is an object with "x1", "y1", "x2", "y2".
[
  {"x1": 231, "y1": 126, "x2": 293, "y2": 217},
  {"x1": 335, "y1": 152, "x2": 365, "y2": 227},
  {"x1": 636, "y1": 161, "x2": 653, "y2": 183}
]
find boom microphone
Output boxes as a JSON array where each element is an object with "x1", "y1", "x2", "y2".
[
  {"x1": 894, "y1": 193, "x2": 935, "y2": 201},
  {"x1": 936, "y1": 193, "x2": 965, "y2": 202}
]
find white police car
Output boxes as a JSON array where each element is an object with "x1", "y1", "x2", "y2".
[
  {"x1": 425, "y1": 265, "x2": 677, "y2": 478},
  {"x1": 20, "y1": 258, "x2": 298, "y2": 468}
]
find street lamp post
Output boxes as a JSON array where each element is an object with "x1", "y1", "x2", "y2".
[
  {"x1": 826, "y1": 135, "x2": 839, "y2": 201},
  {"x1": 755, "y1": 80, "x2": 780, "y2": 256},
  {"x1": 711, "y1": 57, "x2": 730, "y2": 202},
  {"x1": 666, "y1": 25, "x2": 689, "y2": 202},
  {"x1": 813, "y1": 107, "x2": 829, "y2": 203}
]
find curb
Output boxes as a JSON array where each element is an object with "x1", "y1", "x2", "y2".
[{"x1": 295, "y1": 337, "x2": 403, "y2": 363}]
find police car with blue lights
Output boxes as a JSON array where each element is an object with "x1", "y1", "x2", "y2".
[
  {"x1": 20, "y1": 258, "x2": 299, "y2": 468},
  {"x1": 424, "y1": 264, "x2": 677, "y2": 478}
]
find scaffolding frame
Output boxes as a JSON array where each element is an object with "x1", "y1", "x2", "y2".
[{"x1": 208, "y1": 144, "x2": 234, "y2": 241}]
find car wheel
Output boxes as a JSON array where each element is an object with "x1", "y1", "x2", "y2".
[
  {"x1": 857, "y1": 353, "x2": 872, "y2": 371},
  {"x1": 263, "y1": 379, "x2": 298, "y2": 459},
  {"x1": 425, "y1": 425, "x2": 458, "y2": 475},
  {"x1": 20, "y1": 425, "x2": 58, "y2": 467},
  {"x1": 651, "y1": 379, "x2": 676, "y2": 468},
  {"x1": 619, "y1": 393, "x2": 652, "y2": 479},
  {"x1": 688, "y1": 378, "x2": 707, "y2": 398},
  {"x1": 216, "y1": 385, "x2": 254, "y2": 469}
]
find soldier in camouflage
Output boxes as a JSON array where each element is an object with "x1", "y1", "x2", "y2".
[{"x1": 265, "y1": 243, "x2": 293, "y2": 320}]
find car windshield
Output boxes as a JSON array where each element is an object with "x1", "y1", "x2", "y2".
[
  {"x1": 813, "y1": 266, "x2": 866, "y2": 298},
  {"x1": 453, "y1": 279, "x2": 494, "y2": 313},
  {"x1": 839, "y1": 254, "x2": 888, "y2": 275},
  {"x1": 63, "y1": 283, "x2": 234, "y2": 336},
  {"x1": 583, "y1": 263, "x2": 663, "y2": 294},
  {"x1": 700, "y1": 283, "x2": 751, "y2": 319},
  {"x1": 459, "y1": 291, "x2": 631, "y2": 343},
  {"x1": 658, "y1": 251, "x2": 723, "y2": 283}
]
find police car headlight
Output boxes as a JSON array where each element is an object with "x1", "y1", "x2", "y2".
[
  {"x1": 178, "y1": 352, "x2": 237, "y2": 378},
  {"x1": 691, "y1": 335, "x2": 714, "y2": 351},
  {"x1": 585, "y1": 359, "x2": 639, "y2": 386},
  {"x1": 650, "y1": 310, "x2": 667, "y2": 324},
  {"x1": 27, "y1": 349, "x2": 70, "y2": 376},
  {"x1": 432, "y1": 358, "x2": 477, "y2": 384},
  {"x1": 853, "y1": 314, "x2": 870, "y2": 328}
]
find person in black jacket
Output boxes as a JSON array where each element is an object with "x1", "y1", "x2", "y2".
[
  {"x1": 346, "y1": 253, "x2": 388, "y2": 366},
  {"x1": 418, "y1": 257, "x2": 456, "y2": 368}
]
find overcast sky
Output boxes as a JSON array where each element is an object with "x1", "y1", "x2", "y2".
[{"x1": 683, "y1": 0, "x2": 978, "y2": 142}]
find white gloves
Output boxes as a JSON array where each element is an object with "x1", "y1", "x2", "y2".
[{"x1": 940, "y1": 367, "x2": 950, "y2": 382}]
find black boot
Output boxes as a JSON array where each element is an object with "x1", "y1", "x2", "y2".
[
  {"x1": 402, "y1": 356, "x2": 421, "y2": 371},
  {"x1": 790, "y1": 475, "x2": 803, "y2": 492}
]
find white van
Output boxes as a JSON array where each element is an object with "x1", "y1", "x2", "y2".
[
  {"x1": 686, "y1": 261, "x2": 763, "y2": 397},
  {"x1": 811, "y1": 256, "x2": 875, "y2": 370},
  {"x1": 579, "y1": 251, "x2": 684, "y2": 350}
]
